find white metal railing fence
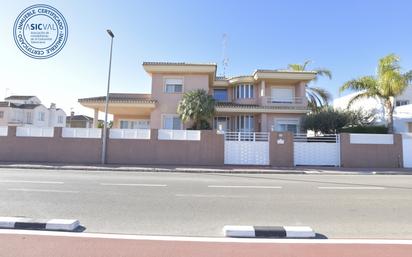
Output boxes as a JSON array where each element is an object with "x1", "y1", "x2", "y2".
[
  {"x1": 0, "y1": 126, "x2": 8, "y2": 136},
  {"x1": 224, "y1": 132, "x2": 269, "y2": 142},
  {"x1": 62, "y1": 128, "x2": 102, "y2": 138},
  {"x1": 110, "y1": 129, "x2": 151, "y2": 139},
  {"x1": 293, "y1": 133, "x2": 338, "y2": 143},
  {"x1": 16, "y1": 127, "x2": 54, "y2": 137},
  {"x1": 158, "y1": 129, "x2": 201, "y2": 141}
]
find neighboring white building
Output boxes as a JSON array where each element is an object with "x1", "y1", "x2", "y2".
[
  {"x1": 0, "y1": 95, "x2": 66, "y2": 127},
  {"x1": 333, "y1": 85, "x2": 412, "y2": 132}
]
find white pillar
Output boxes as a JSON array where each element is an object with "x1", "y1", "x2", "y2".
[
  {"x1": 260, "y1": 80, "x2": 266, "y2": 97},
  {"x1": 93, "y1": 108, "x2": 99, "y2": 128}
]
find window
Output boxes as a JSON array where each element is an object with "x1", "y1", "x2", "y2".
[
  {"x1": 396, "y1": 100, "x2": 410, "y2": 106},
  {"x1": 120, "y1": 120, "x2": 150, "y2": 129},
  {"x1": 58, "y1": 116, "x2": 63, "y2": 124},
  {"x1": 273, "y1": 119, "x2": 299, "y2": 134},
  {"x1": 38, "y1": 112, "x2": 45, "y2": 121},
  {"x1": 164, "y1": 78, "x2": 183, "y2": 93},
  {"x1": 213, "y1": 89, "x2": 228, "y2": 102},
  {"x1": 271, "y1": 87, "x2": 294, "y2": 103},
  {"x1": 26, "y1": 112, "x2": 33, "y2": 124},
  {"x1": 0, "y1": 111, "x2": 3, "y2": 119},
  {"x1": 162, "y1": 115, "x2": 182, "y2": 130},
  {"x1": 235, "y1": 115, "x2": 254, "y2": 132},
  {"x1": 233, "y1": 84, "x2": 254, "y2": 99},
  {"x1": 213, "y1": 116, "x2": 230, "y2": 131}
]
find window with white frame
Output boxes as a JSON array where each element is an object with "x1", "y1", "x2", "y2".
[
  {"x1": 164, "y1": 78, "x2": 183, "y2": 93},
  {"x1": 273, "y1": 119, "x2": 300, "y2": 133},
  {"x1": 162, "y1": 115, "x2": 182, "y2": 130},
  {"x1": 0, "y1": 111, "x2": 3, "y2": 119},
  {"x1": 235, "y1": 115, "x2": 254, "y2": 132},
  {"x1": 38, "y1": 112, "x2": 45, "y2": 121},
  {"x1": 58, "y1": 116, "x2": 64, "y2": 124},
  {"x1": 233, "y1": 84, "x2": 254, "y2": 99},
  {"x1": 119, "y1": 120, "x2": 150, "y2": 129}
]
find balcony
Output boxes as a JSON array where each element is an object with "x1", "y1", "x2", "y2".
[{"x1": 260, "y1": 96, "x2": 305, "y2": 107}]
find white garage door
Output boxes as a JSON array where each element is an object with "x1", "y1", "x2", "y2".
[{"x1": 403, "y1": 133, "x2": 412, "y2": 168}]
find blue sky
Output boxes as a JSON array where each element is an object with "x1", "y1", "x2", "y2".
[{"x1": 1, "y1": 0, "x2": 411, "y2": 117}]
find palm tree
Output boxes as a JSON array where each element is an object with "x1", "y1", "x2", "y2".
[
  {"x1": 288, "y1": 60, "x2": 332, "y2": 111},
  {"x1": 177, "y1": 89, "x2": 215, "y2": 130},
  {"x1": 340, "y1": 54, "x2": 412, "y2": 133}
]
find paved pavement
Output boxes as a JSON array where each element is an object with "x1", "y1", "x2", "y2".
[
  {"x1": 0, "y1": 168, "x2": 412, "y2": 238},
  {"x1": 1, "y1": 230, "x2": 412, "y2": 257},
  {"x1": 1, "y1": 162, "x2": 411, "y2": 174}
]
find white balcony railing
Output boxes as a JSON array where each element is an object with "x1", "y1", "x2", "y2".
[
  {"x1": 110, "y1": 129, "x2": 151, "y2": 139},
  {"x1": 158, "y1": 129, "x2": 201, "y2": 141},
  {"x1": 62, "y1": 128, "x2": 102, "y2": 138},
  {"x1": 16, "y1": 127, "x2": 54, "y2": 137},
  {"x1": 263, "y1": 96, "x2": 304, "y2": 105}
]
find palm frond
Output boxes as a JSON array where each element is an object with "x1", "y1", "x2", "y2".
[
  {"x1": 302, "y1": 60, "x2": 312, "y2": 70},
  {"x1": 314, "y1": 68, "x2": 332, "y2": 80},
  {"x1": 307, "y1": 87, "x2": 332, "y2": 104},
  {"x1": 339, "y1": 76, "x2": 378, "y2": 93},
  {"x1": 347, "y1": 91, "x2": 374, "y2": 108},
  {"x1": 288, "y1": 63, "x2": 303, "y2": 71}
]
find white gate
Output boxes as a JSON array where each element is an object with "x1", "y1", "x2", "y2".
[
  {"x1": 403, "y1": 133, "x2": 412, "y2": 168},
  {"x1": 224, "y1": 132, "x2": 269, "y2": 165},
  {"x1": 294, "y1": 134, "x2": 340, "y2": 166}
]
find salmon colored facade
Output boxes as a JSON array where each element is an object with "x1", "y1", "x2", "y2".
[{"x1": 79, "y1": 62, "x2": 316, "y2": 133}]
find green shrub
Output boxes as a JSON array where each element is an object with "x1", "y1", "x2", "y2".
[{"x1": 340, "y1": 125, "x2": 388, "y2": 134}]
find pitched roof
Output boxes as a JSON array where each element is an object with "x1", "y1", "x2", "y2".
[
  {"x1": 0, "y1": 101, "x2": 41, "y2": 109},
  {"x1": 16, "y1": 104, "x2": 41, "y2": 109},
  {"x1": 66, "y1": 115, "x2": 93, "y2": 121},
  {"x1": 78, "y1": 93, "x2": 157, "y2": 104},
  {"x1": 4, "y1": 95, "x2": 35, "y2": 100}
]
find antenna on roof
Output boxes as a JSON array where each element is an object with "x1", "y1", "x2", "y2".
[{"x1": 221, "y1": 33, "x2": 229, "y2": 77}]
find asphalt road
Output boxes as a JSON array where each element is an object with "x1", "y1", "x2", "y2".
[{"x1": 0, "y1": 168, "x2": 411, "y2": 239}]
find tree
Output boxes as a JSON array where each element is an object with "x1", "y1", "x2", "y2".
[
  {"x1": 302, "y1": 107, "x2": 375, "y2": 134},
  {"x1": 97, "y1": 120, "x2": 113, "y2": 129},
  {"x1": 339, "y1": 54, "x2": 412, "y2": 133},
  {"x1": 177, "y1": 89, "x2": 215, "y2": 130},
  {"x1": 288, "y1": 60, "x2": 332, "y2": 112}
]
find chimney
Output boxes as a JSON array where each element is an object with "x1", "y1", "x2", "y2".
[
  {"x1": 71, "y1": 111, "x2": 74, "y2": 117},
  {"x1": 50, "y1": 103, "x2": 56, "y2": 109}
]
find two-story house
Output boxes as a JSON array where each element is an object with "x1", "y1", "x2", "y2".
[
  {"x1": 79, "y1": 62, "x2": 316, "y2": 133},
  {"x1": 0, "y1": 95, "x2": 66, "y2": 127}
]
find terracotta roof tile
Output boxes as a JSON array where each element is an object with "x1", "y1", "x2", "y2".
[{"x1": 78, "y1": 93, "x2": 157, "y2": 104}]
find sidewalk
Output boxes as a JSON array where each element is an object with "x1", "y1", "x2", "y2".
[{"x1": 0, "y1": 162, "x2": 411, "y2": 175}]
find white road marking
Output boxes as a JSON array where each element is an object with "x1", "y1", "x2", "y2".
[
  {"x1": 0, "y1": 229, "x2": 412, "y2": 244},
  {"x1": 100, "y1": 183, "x2": 167, "y2": 187},
  {"x1": 175, "y1": 194, "x2": 246, "y2": 198},
  {"x1": 8, "y1": 188, "x2": 78, "y2": 193},
  {"x1": 318, "y1": 186, "x2": 385, "y2": 190},
  {"x1": 0, "y1": 180, "x2": 64, "y2": 184},
  {"x1": 208, "y1": 185, "x2": 282, "y2": 189}
]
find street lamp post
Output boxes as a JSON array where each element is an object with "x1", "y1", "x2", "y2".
[{"x1": 101, "y1": 29, "x2": 114, "y2": 164}]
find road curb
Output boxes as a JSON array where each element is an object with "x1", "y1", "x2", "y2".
[
  {"x1": 0, "y1": 217, "x2": 80, "y2": 231},
  {"x1": 223, "y1": 225, "x2": 316, "y2": 238}
]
